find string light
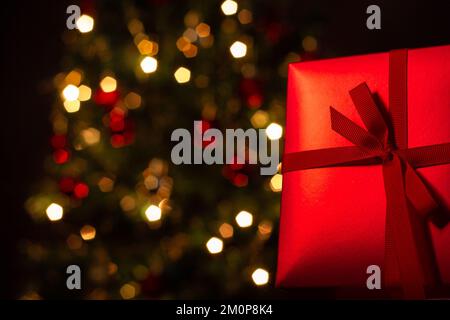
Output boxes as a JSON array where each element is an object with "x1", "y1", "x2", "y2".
[
  {"x1": 137, "y1": 39, "x2": 158, "y2": 56},
  {"x1": 195, "y1": 23, "x2": 211, "y2": 38},
  {"x1": 63, "y1": 100, "x2": 80, "y2": 113},
  {"x1": 124, "y1": 92, "x2": 142, "y2": 109},
  {"x1": 221, "y1": 0, "x2": 238, "y2": 16},
  {"x1": 174, "y1": 67, "x2": 191, "y2": 83},
  {"x1": 235, "y1": 210, "x2": 253, "y2": 228},
  {"x1": 206, "y1": 237, "x2": 223, "y2": 254},
  {"x1": 251, "y1": 268, "x2": 269, "y2": 286},
  {"x1": 145, "y1": 205, "x2": 161, "y2": 222},
  {"x1": 81, "y1": 128, "x2": 100, "y2": 145},
  {"x1": 269, "y1": 174, "x2": 282, "y2": 192},
  {"x1": 76, "y1": 15, "x2": 94, "y2": 33},
  {"x1": 62, "y1": 84, "x2": 79, "y2": 102},
  {"x1": 99, "y1": 76, "x2": 117, "y2": 93},
  {"x1": 230, "y1": 41, "x2": 247, "y2": 58},
  {"x1": 238, "y1": 9, "x2": 253, "y2": 24},
  {"x1": 219, "y1": 223, "x2": 234, "y2": 238},
  {"x1": 80, "y1": 225, "x2": 96, "y2": 241},
  {"x1": 140, "y1": 56, "x2": 158, "y2": 73},
  {"x1": 46, "y1": 203, "x2": 63, "y2": 221},
  {"x1": 265, "y1": 123, "x2": 283, "y2": 140},
  {"x1": 78, "y1": 85, "x2": 92, "y2": 101},
  {"x1": 250, "y1": 110, "x2": 269, "y2": 128},
  {"x1": 120, "y1": 283, "x2": 136, "y2": 300},
  {"x1": 302, "y1": 35, "x2": 318, "y2": 52}
]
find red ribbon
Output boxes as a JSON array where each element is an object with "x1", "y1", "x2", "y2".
[{"x1": 282, "y1": 49, "x2": 450, "y2": 299}]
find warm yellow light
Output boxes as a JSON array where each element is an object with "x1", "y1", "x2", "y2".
[
  {"x1": 302, "y1": 36, "x2": 318, "y2": 52},
  {"x1": 137, "y1": 39, "x2": 158, "y2": 56},
  {"x1": 266, "y1": 123, "x2": 283, "y2": 140},
  {"x1": 124, "y1": 92, "x2": 142, "y2": 109},
  {"x1": 81, "y1": 128, "x2": 100, "y2": 145},
  {"x1": 257, "y1": 220, "x2": 273, "y2": 240},
  {"x1": 270, "y1": 174, "x2": 282, "y2": 192},
  {"x1": 250, "y1": 110, "x2": 269, "y2": 128},
  {"x1": 238, "y1": 9, "x2": 253, "y2": 24},
  {"x1": 230, "y1": 41, "x2": 247, "y2": 58},
  {"x1": 221, "y1": 0, "x2": 238, "y2": 15},
  {"x1": 46, "y1": 203, "x2": 63, "y2": 221},
  {"x1": 206, "y1": 237, "x2": 223, "y2": 254},
  {"x1": 140, "y1": 56, "x2": 158, "y2": 73},
  {"x1": 120, "y1": 283, "x2": 136, "y2": 300},
  {"x1": 219, "y1": 223, "x2": 234, "y2": 239},
  {"x1": 174, "y1": 67, "x2": 191, "y2": 84},
  {"x1": 76, "y1": 15, "x2": 94, "y2": 33},
  {"x1": 65, "y1": 70, "x2": 82, "y2": 86},
  {"x1": 252, "y1": 268, "x2": 269, "y2": 286},
  {"x1": 183, "y1": 44, "x2": 198, "y2": 58},
  {"x1": 78, "y1": 85, "x2": 91, "y2": 101},
  {"x1": 63, "y1": 100, "x2": 81, "y2": 113},
  {"x1": 80, "y1": 225, "x2": 96, "y2": 241},
  {"x1": 62, "y1": 84, "x2": 79, "y2": 102},
  {"x1": 235, "y1": 210, "x2": 253, "y2": 228},
  {"x1": 98, "y1": 177, "x2": 114, "y2": 192},
  {"x1": 120, "y1": 195, "x2": 136, "y2": 212},
  {"x1": 145, "y1": 205, "x2": 161, "y2": 222},
  {"x1": 100, "y1": 76, "x2": 117, "y2": 93},
  {"x1": 195, "y1": 23, "x2": 211, "y2": 38}
]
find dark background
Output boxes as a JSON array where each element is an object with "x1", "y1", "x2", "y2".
[{"x1": 1, "y1": 0, "x2": 449, "y2": 299}]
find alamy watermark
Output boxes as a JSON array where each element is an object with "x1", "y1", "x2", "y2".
[{"x1": 171, "y1": 121, "x2": 280, "y2": 175}]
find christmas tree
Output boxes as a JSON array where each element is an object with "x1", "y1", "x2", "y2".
[{"x1": 21, "y1": 0, "x2": 320, "y2": 299}]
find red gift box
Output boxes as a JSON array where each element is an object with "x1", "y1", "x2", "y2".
[{"x1": 277, "y1": 45, "x2": 450, "y2": 298}]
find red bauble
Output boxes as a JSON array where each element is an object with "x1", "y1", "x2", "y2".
[
  {"x1": 53, "y1": 149, "x2": 70, "y2": 164},
  {"x1": 73, "y1": 182, "x2": 89, "y2": 199}
]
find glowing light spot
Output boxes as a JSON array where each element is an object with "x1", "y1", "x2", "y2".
[
  {"x1": 62, "y1": 84, "x2": 79, "y2": 102},
  {"x1": 137, "y1": 39, "x2": 158, "y2": 56},
  {"x1": 269, "y1": 174, "x2": 282, "y2": 192},
  {"x1": 81, "y1": 128, "x2": 100, "y2": 145},
  {"x1": 76, "y1": 15, "x2": 94, "y2": 33},
  {"x1": 145, "y1": 205, "x2": 161, "y2": 222},
  {"x1": 195, "y1": 23, "x2": 211, "y2": 38},
  {"x1": 46, "y1": 203, "x2": 63, "y2": 221},
  {"x1": 124, "y1": 92, "x2": 142, "y2": 109},
  {"x1": 98, "y1": 177, "x2": 114, "y2": 192},
  {"x1": 78, "y1": 85, "x2": 92, "y2": 101},
  {"x1": 230, "y1": 41, "x2": 247, "y2": 58},
  {"x1": 265, "y1": 123, "x2": 283, "y2": 140},
  {"x1": 302, "y1": 36, "x2": 318, "y2": 52},
  {"x1": 238, "y1": 9, "x2": 253, "y2": 24},
  {"x1": 218, "y1": 223, "x2": 234, "y2": 239},
  {"x1": 140, "y1": 56, "x2": 158, "y2": 73},
  {"x1": 174, "y1": 67, "x2": 191, "y2": 84},
  {"x1": 99, "y1": 76, "x2": 117, "y2": 93},
  {"x1": 206, "y1": 237, "x2": 223, "y2": 254},
  {"x1": 252, "y1": 268, "x2": 269, "y2": 286},
  {"x1": 250, "y1": 110, "x2": 269, "y2": 128},
  {"x1": 120, "y1": 283, "x2": 136, "y2": 300},
  {"x1": 235, "y1": 210, "x2": 253, "y2": 228},
  {"x1": 63, "y1": 100, "x2": 80, "y2": 113},
  {"x1": 221, "y1": 0, "x2": 238, "y2": 16},
  {"x1": 80, "y1": 225, "x2": 96, "y2": 241}
]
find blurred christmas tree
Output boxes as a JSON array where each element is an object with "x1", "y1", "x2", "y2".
[{"x1": 21, "y1": 0, "x2": 320, "y2": 299}]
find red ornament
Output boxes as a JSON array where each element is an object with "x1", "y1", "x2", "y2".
[
  {"x1": 53, "y1": 149, "x2": 70, "y2": 164},
  {"x1": 73, "y1": 182, "x2": 89, "y2": 199}
]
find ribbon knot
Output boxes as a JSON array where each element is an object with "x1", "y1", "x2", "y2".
[{"x1": 282, "y1": 49, "x2": 450, "y2": 299}]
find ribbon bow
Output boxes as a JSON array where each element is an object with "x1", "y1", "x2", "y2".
[{"x1": 283, "y1": 49, "x2": 450, "y2": 299}]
